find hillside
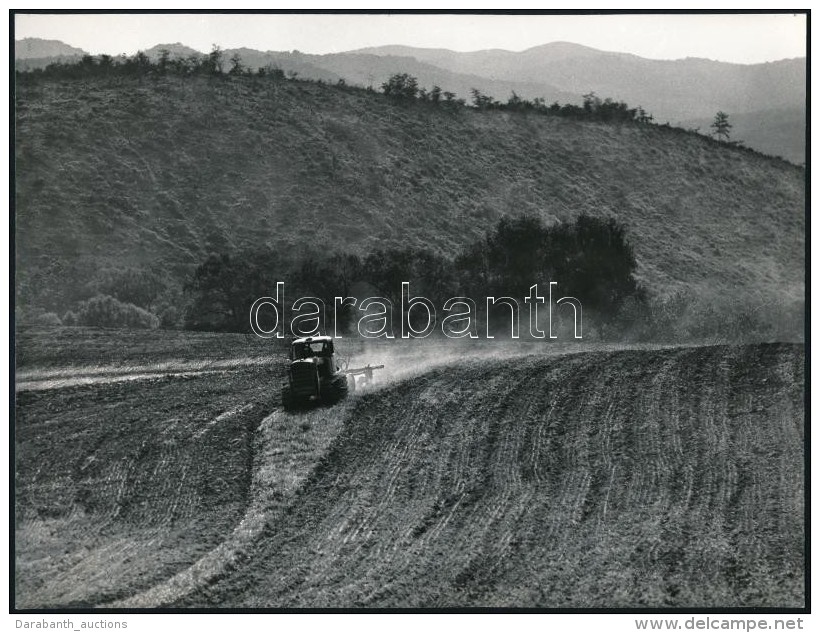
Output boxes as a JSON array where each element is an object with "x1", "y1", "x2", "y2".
[
  {"x1": 15, "y1": 338, "x2": 804, "y2": 608},
  {"x1": 14, "y1": 73, "x2": 804, "y2": 323},
  {"x1": 15, "y1": 38, "x2": 806, "y2": 159},
  {"x1": 175, "y1": 344, "x2": 802, "y2": 608},
  {"x1": 354, "y1": 43, "x2": 806, "y2": 160}
]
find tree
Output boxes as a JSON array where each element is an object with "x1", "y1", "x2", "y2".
[
  {"x1": 442, "y1": 91, "x2": 460, "y2": 108},
  {"x1": 361, "y1": 247, "x2": 454, "y2": 333},
  {"x1": 134, "y1": 51, "x2": 151, "y2": 73},
  {"x1": 470, "y1": 88, "x2": 498, "y2": 109},
  {"x1": 507, "y1": 91, "x2": 528, "y2": 111},
  {"x1": 381, "y1": 73, "x2": 419, "y2": 100},
  {"x1": 86, "y1": 267, "x2": 166, "y2": 309},
  {"x1": 157, "y1": 48, "x2": 170, "y2": 74},
  {"x1": 183, "y1": 253, "x2": 247, "y2": 331},
  {"x1": 183, "y1": 250, "x2": 292, "y2": 332},
  {"x1": 582, "y1": 91, "x2": 600, "y2": 114},
  {"x1": 454, "y1": 213, "x2": 644, "y2": 334},
  {"x1": 122, "y1": 51, "x2": 151, "y2": 76},
  {"x1": 455, "y1": 214, "x2": 552, "y2": 298},
  {"x1": 183, "y1": 54, "x2": 202, "y2": 74},
  {"x1": 636, "y1": 106, "x2": 653, "y2": 124},
  {"x1": 203, "y1": 44, "x2": 224, "y2": 75},
  {"x1": 711, "y1": 111, "x2": 732, "y2": 142},
  {"x1": 259, "y1": 64, "x2": 284, "y2": 80},
  {"x1": 228, "y1": 53, "x2": 244, "y2": 75}
]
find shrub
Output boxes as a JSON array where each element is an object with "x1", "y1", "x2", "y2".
[
  {"x1": 156, "y1": 304, "x2": 183, "y2": 329},
  {"x1": 73, "y1": 294, "x2": 159, "y2": 329},
  {"x1": 33, "y1": 312, "x2": 62, "y2": 326},
  {"x1": 85, "y1": 267, "x2": 165, "y2": 309},
  {"x1": 619, "y1": 288, "x2": 804, "y2": 344}
]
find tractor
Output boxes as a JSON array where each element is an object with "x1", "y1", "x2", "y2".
[{"x1": 281, "y1": 335, "x2": 383, "y2": 411}]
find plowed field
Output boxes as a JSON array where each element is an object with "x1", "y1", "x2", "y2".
[{"x1": 15, "y1": 342, "x2": 804, "y2": 609}]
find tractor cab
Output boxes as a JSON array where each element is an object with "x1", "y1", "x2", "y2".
[
  {"x1": 288, "y1": 336, "x2": 337, "y2": 377},
  {"x1": 290, "y1": 336, "x2": 334, "y2": 360}
]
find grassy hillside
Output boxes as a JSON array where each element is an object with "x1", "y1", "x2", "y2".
[{"x1": 15, "y1": 73, "x2": 804, "y2": 321}]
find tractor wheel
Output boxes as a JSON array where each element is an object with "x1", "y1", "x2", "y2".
[
  {"x1": 323, "y1": 375, "x2": 349, "y2": 405},
  {"x1": 281, "y1": 384, "x2": 296, "y2": 411}
]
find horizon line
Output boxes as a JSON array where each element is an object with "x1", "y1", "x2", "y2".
[{"x1": 14, "y1": 36, "x2": 807, "y2": 66}]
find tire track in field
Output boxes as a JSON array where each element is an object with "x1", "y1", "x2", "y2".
[
  {"x1": 105, "y1": 401, "x2": 347, "y2": 608},
  {"x1": 176, "y1": 343, "x2": 804, "y2": 609},
  {"x1": 15, "y1": 374, "x2": 266, "y2": 609}
]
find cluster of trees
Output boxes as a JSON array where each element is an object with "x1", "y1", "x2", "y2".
[
  {"x1": 20, "y1": 51, "x2": 654, "y2": 126},
  {"x1": 62, "y1": 295, "x2": 160, "y2": 329},
  {"x1": 379, "y1": 71, "x2": 655, "y2": 124},
  {"x1": 381, "y1": 73, "x2": 466, "y2": 107},
  {"x1": 469, "y1": 89, "x2": 655, "y2": 124},
  {"x1": 24, "y1": 214, "x2": 644, "y2": 337},
  {"x1": 456, "y1": 214, "x2": 643, "y2": 322},
  {"x1": 378, "y1": 74, "x2": 742, "y2": 142},
  {"x1": 16, "y1": 45, "x2": 287, "y2": 81},
  {"x1": 183, "y1": 213, "x2": 644, "y2": 338},
  {"x1": 27, "y1": 209, "x2": 792, "y2": 341},
  {"x1": 19, "y1": 265, "x2": 183, "y2": 330}
]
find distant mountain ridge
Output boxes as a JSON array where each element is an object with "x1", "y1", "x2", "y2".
[
  {"x1": 14, "y1": 37, "x2": 806, "y2": 161},
  {"x1": 353, "y1": 42, "x2": 805, "y2": 118},
  {"x1": 15, "y1": 37, "x2": 86, "y2": 58},
  {"x1": 350, "y1": 42, "x2": 806, "y2": 162},
  {"x1": 14, "y1": 38, "x2": 86, "y2": 72},
  {"x1": 143, "y1": 42, "x2": 202, "y2": 59}
]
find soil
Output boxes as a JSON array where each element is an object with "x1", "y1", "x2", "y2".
[{"x1": 14, "y1": 339, "x2": 805, "y2": 609}]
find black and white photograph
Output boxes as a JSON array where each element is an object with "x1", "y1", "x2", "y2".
[{"x1": 10, "y1": 9, "x2": 808, "y2": 620}]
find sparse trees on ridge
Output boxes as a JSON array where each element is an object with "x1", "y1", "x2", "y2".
[{"x1": 17, "y1": 55, "x2": 754, "y2": 156}]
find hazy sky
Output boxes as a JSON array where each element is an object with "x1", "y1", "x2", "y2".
[{"x1": 14, "y1": 12, "x2": 807, "y2": 64}]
